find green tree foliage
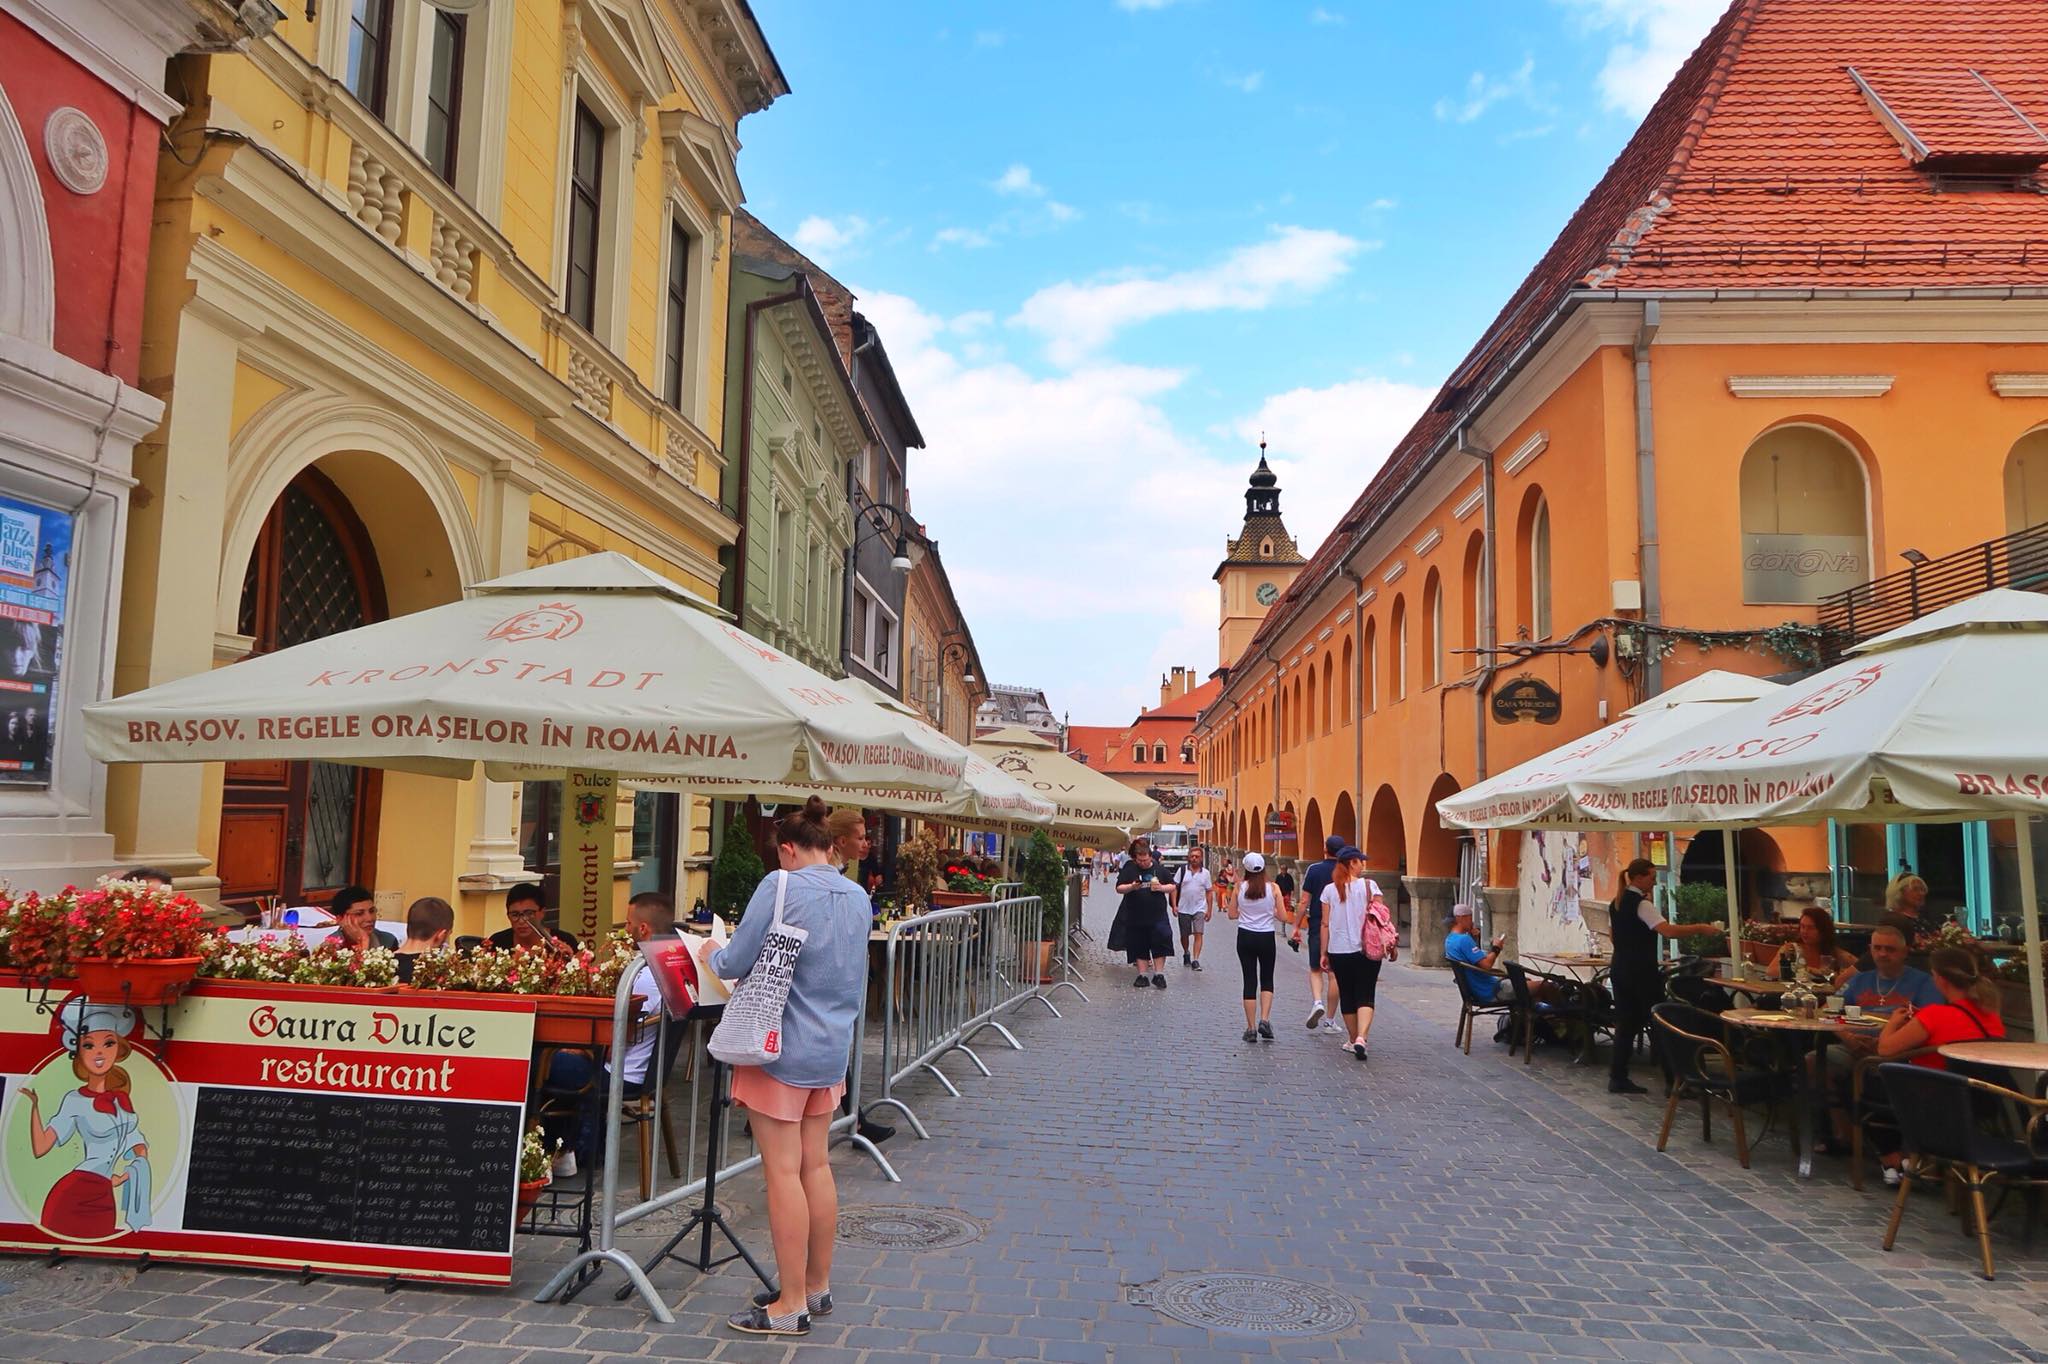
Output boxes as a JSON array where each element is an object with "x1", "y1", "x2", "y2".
[
  {"x1": 709, "y1": 813, "x2": 766, "y2": 919},
  {"x1": 1021, "y1": 830, "x2": 1069, "y2": 941}
]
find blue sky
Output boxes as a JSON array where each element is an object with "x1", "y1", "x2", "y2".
[{"x1": 737, "y1": 0, "x2": 1723, "y2": 724}]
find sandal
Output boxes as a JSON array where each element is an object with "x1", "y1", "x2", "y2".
[{"x1": 727, "y1": 1305, "x2": 811, "y2": 1336}]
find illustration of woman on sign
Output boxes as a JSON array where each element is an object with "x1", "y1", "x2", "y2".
[{"x1": 21, "y1": 1000, "x2": 154, "y2": 1239}]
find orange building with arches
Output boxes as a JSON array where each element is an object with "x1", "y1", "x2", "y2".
[{"x1": 1193, "y1": 0, "x2": 2048, "y2": 962}]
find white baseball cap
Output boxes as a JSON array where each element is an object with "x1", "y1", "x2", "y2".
[
  {"x1": 1451, "y1": 902, "x2": 1475, "y2": 920},
  {"x1": 1241, "y1": 852, "x2": 1266, "y2": 872}
]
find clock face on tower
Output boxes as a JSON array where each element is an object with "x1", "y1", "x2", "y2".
[{"x1": 1255, "y1": 582, "x2": 1279, "y2": 606}]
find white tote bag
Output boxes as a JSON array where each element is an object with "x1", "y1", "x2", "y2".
[{"x1": 707, "y1": 871, "x2": 810, "y2": 1067}]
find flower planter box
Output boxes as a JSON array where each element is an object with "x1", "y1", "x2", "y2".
[
  {"x1": 194, "y1": 977, "x2": 402, "y2": 997},
  {"x1": 929, "y1": 890, "x2": 985, "y2": 909},
  {"x1": 517, "y1": 1178, "x2": 550, "y2": 1212},
  {"x1": 74, "y1": 955, "x2": 202, "y2": 1006}
]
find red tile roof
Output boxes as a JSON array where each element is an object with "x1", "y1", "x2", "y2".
[
  {"x1": 1239, "y1": 0, "x2": 2048, "y2": 672},
  {"x1": 1852, "y1": 66, "x2": 2048, "y2": 168},
  {"x1": 1142, "y1": 676, "x2": 1223, "y2": 721},
  {"x1": 1064, "y1": 724, "x2": 1127, "y2": 771}
]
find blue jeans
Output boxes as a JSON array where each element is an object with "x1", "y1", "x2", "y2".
[{"x1": 541, "y1": 1050, "x2": 646, "y2": 1167}]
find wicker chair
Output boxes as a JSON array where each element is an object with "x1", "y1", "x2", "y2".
[
  {"x1": 1649, "y1": 1001, "x2": 1791, "y2": 1168},
  {"x1": 1448, "y1": 961, "x2": 1517, "y2": 1055},
  {"x1": 1878, "y1": 1063, "x2": 2048, "y2": 1279}
]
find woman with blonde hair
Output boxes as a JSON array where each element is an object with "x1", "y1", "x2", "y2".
[
  {"x1": 1866, "y1": 946, "x2": 2006, "y2": 1184},
  {"x1": 825, "y1": 806, "x2": 868, "y2": 882},
  {"x1": 1883, "y1": 872, "x2": 1937, "y2": 938}
]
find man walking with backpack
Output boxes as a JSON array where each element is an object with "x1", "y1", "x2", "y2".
[
  {"x1": 1170, "y1": 846, "x2": 1214, "y2": 971},
  {"x1": 1292, "y1": 835, "x2": 1344, "y2": 1032}
]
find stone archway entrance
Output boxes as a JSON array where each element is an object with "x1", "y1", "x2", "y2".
[{"x1": 217, "y1": 469, "x2": 387, "y2": 908}]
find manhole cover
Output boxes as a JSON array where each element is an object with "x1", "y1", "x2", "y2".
[
  {"x1": 1131, "y1": 1273, "x2": 1357, "y2": 1338},
  {"x1": 258, "y1": 1330, "x2": 337, "y2": 1355},
  {"x1": 836, "y1": 1204, "x2": 984, "y2": 1249}
]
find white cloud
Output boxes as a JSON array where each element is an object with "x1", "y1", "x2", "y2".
[
  {"x1": 1310, "y1": 6, "x2": 1346, "y2": 24},
  {"x1": 973, "y1": 29, "x2": 1006, "y2": 47},
  {"x1": 993, "y1": 163, "x2": 1045, "y2": 198},
  {"x1": 1229, "y1": 378, "x2": 1436, "y2": 552},
  {"x1": 1046, "y1": 201, "x2": 1080, "y2": 223},
  {"x1": 1223, "y1": 70, "x2": 1265, "y2": 94},
  {"x1": 1116, "y1": 0, "x2": 1191, "y2": 10},
  {"x1": 931, "y1": 226, "x2": 994, "y2": 251},
  {"x1": 1558, "y1": 0, "x2": 1722, "y2": 117},
  {"x1": 1434, "y1": 56, "x2": 1538, "y2": 123},
  {"x1": 791, "y1": 214, "x2": 868, "y2": 263},
  {"x1": 1013, "y1": 226, "x2": 1368, "y2": 366}
]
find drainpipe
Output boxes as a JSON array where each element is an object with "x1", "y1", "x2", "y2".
[
  {"x1": 1634, "y1": 300, "x2": 1663, "y2": 698},
  {"x1": 731, "y1": 282, "x2": 809, "y2": 625}
]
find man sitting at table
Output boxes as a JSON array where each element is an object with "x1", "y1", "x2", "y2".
[
  {"x1": 489, "y1": 883, "x2": 579, "y2": 954},
  {"x1": 1839, "y1": 925, "x2": 1941, "y2": 1011},
  {"x1": 394, "y1": 896, "x2": 454, "y2": 984},
  {"x1": 541, "y1": 891, "x2": 679, "y2": 1174},
  {"x1": 1444, "y1": 903, "x2": 1509, "y2": 1004},
  {"x1": 329, "y1": 885, "x2": 398, "y2": 951}
]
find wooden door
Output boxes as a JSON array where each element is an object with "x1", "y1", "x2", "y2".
[{"x1": 217, "y1": 471, "x2": 386, "y2": 909}]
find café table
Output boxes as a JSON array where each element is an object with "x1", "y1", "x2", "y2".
[
  {"x1": 1936, "y1": 1040, "x2": 2048, "y2": 1096},
  {"x1": 1705, "y1": 972, "x2": 1839, "y2": 1003},
  {"x1": 1720, "y1": 1006, "x2": 1885, "y2": 1179},
  {"x1": 1521, "y1": 951, "x2": 1611, "y2": 980}
]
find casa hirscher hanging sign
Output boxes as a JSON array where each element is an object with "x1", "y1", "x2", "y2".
[{"x1": 1491, "y1": 674, "x2": 1563, "y2": 725}]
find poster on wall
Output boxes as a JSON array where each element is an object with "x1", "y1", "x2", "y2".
[
  {"x1": 0, "y1": 983, "x2": 536, "y2": 1284},
  {"x1": 0, "y1": 493, "x2": 69, "y2": 788}
]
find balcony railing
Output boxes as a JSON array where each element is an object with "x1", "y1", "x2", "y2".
[{"x1": 1817, "y1": 522, "x2": 2048, "y2": 663}]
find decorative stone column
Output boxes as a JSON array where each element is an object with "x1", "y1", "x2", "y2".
[
  {"x1": 1404, "y1": 875, "x2": 1457, "y2": 967},
  {"x1": 1482, "y1": 886, "x2": 1519, "y2": 957}
]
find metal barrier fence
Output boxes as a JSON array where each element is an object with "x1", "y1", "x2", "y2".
[
  {"x1": 535, "y1": 882, "x2": 1090, "y2": 1321},
  {"x1": 533, "y1": 945, "x2": 893, "y2": 1323}
]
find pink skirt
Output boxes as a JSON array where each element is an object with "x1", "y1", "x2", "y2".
[{"x1": 730, "y1": 1066, "x2": 845, "y2": 1122}]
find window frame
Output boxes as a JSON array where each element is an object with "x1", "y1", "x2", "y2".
[
  {"x1": 422, "y1": 4, "x2": 467, "y2": 185},
  {"x1": 345, "y1": 0, "x2": 397, "y2": 118},
  {"x1": 565, "y1": 100, "x2": 606, "y2": 333},
  {"x1": 554, "y1": 70, "x2": 637, "y2": 352},
  {"x1": 850, "y1": 574, "x2": 900, "y2": 684},
  {"x1": 1530, "y1": 500, "x2": 1553, "y2": 639},
  {"x1": 662, "y1": 214, "x2": 694, "y2": 410}
]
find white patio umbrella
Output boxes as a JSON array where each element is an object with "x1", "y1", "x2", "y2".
[
  {"x1": 1459, "y1": 590, "x2": 2048, "y2": 1034},
  {"x1": 1439, "y1": 669, "x2": 1782, "y2": 952},
  {"x1": 83, "y1": 554, "x2": 975, "y2": 932},
  {"x1": 969, "y1": 725, "x2": 1163, "y2": 851},
  {"x1": 84, "y1": 553, "x2": 971, "y2": 791}
]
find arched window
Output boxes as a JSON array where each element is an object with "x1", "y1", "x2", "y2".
[
  {"x1": 1388, "y1": 595, "x2": 1408, "y2": 701},
  {"x1": 1306, "y1": 665, "x2": 1317, "y2": 743},
  {"x1": 1738, "y1": 424, "x2": 1870, "y2": 604},
  {"x1": 1292, "y1": 676, "x2": 1304, "y2": 748},
  {"x1": 1515, "y1": 488, "x2": 1552, "y2": 639},
  {"x1": 1362, "y1": 620, "x2": 1377, "y2": 714},
  {"x1": 1424, "y1": 569, "x2": 1444, "y2": 688},
  {"x1": 1180, "y1": 738, "x2": 1194, "y2": 764},
  {"x1": 1460, "y1": 532, "x2": 1484, "y2": 672},
  {"x1": 2006, "y1": 429, "x2": 2048, "y2": 533},
  {"x1": 1321, "y1": 653, "x2": 1334, "y2": 734},
  {"x1": 1339, "y1": 636, "x2": 1354, "y2": 724}
]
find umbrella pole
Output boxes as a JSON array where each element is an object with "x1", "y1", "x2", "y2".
[
  {"x1": 2017, "y1": 817, "x2": 2047, "y2": 1039},
  {"x1": 1723, "y1": 833, "x2": 1742, "y2": 961}
]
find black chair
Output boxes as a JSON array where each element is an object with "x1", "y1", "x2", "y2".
[
  {"x1": 1503, "y1": 961, "x2": 1594, "y2": 1066},
  {"x1": 1878, "y1": 1062, "x2": 2048, "y2": 1279},
  {"x1": 454, "y1": 934, "x2": 485, "y2": 952},
  {"x1": 1649, "y1": 1001, "x2": 1791, "y2": 1169},
  {"x1": 1447, "y1": 961, "x2": 1517, "y2": 1055},
  {"x1": 1666, "y1": 973, "x2": 1733, "y2": 1014},
  {"x1": 1846, "y1": 1045, "x2": 1938, "y2": 1191}
]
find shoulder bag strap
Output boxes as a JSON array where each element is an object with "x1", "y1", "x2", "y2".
[{"x1": 770, "y1": 868, "x2": 789, "y2": 931}]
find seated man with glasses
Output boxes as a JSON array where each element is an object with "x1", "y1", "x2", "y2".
[{"x1": 488, "y1": 882, "x2": 580, "y2": 955}]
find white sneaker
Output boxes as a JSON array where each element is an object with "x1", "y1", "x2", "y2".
[
  {"x1": 1305, "y1": 1001, "x2": 1326, "y2": 1029},
  {"x1": 552, "y1": 1150, "x2": 578, "y2": 1179},
  {"x1": 1320, "y1": 1017, "x2": 1341, "y2": 1033}
]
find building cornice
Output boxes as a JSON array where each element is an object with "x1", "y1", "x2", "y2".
[
  {"x1": 1991, "y1": 372, "x2": 2048, "y2": 398},
  {"x1": 1726, "y1": 374, "x2": 1895, "y2": 399}
]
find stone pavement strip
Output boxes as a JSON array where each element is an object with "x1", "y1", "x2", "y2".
[{"x1": 2, "y1": 880, "x2": 2044, "y2": 1363}]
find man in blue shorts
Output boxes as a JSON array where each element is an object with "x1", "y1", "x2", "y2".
[{"x1": 1291, "y1": 835, "x2": 1344, "y2": 1031}]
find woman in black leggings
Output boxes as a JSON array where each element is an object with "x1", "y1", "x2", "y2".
[{"x1": 1227, "y1": 852, "x2": 1280, "y2": 1042}]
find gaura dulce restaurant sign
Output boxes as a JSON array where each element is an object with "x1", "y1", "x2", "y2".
[{"x1": 0, "y1": 982, "x2": 536, "y2": 1285}]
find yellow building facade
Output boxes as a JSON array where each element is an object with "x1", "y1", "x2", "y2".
[{"x1": 112, "y1": 0, "x2": 784, "y2": 930}]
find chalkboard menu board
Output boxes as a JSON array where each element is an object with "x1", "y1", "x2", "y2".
[{"x1": 184, "y1": 1088, "x2": 520, "y2": 1253}]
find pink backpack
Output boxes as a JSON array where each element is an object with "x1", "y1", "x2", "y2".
[{"x1": 1362, "y1": 895, "x2": 1399, "y2": 962}]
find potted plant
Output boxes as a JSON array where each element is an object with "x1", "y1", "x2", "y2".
[
  {"x1": 1738, "y1": 918, "x2": 1795, "y2": 967},
  {"x1": 197, "y1": 935, "x2": 402, "y2": 991},
  {"x1": 517, "y1": 1125, "x2": 555, "y2": 1212},
  {"x1": 1018, "y1": 830, "x2": 1069, "y2": 982},
  {"x1": 3, "y1": 878, "x2": 213, "y2": 1005},
  {"x1": 932, "y1": 862, "x2": 998, "y2": 908},
  {"x1": 406, "y1": 931, "x2": 637, "y2": 1045},
  {"x1": 895, "y1": 829, "x2": 946, "y2": 913},
  {"x1": 1671, "y1": 882, "x2": 1730, "y2": 958},
  {"x1": 709, "y1": 814, "x2": 766, "y2": 923}
]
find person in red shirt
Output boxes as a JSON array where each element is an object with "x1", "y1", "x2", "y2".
[{"x1": 1866, "y1": 946, "x2": 2005, "y2": 1184}]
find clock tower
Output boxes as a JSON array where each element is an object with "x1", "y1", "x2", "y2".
[{"x1": 1214, "y1": 445, "x2": 1306, "y2": 670}]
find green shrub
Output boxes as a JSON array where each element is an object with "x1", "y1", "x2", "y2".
[
  {"x1": 1020, "y1": 830, "x2": 1069, "y2": 940},
  {"x1": 1672, "y1": 881, "x2": 1729, "y2": 954},
  {"x1": 709, "y1": 812, "x2": 766, "y2": 919}
]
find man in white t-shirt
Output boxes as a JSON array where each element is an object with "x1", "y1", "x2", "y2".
[{"x1": 1170, "y1": 847, "x2": 1215, "y2": 972}]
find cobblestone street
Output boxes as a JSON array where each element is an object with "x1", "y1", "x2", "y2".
[{"x1": 2, "y1": 881, "x2": 2044, "y2": 1364}]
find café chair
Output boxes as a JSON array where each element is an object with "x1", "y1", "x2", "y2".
[
  {"x1": 1448, "y1": 961, "x2": 1517, "y2": 1055},
  {"x1": 1504, "y1": 961, "x2": 1595, "y2": 1066},
  {"x1": 1649, "y1": 1001, "x2": 1790, "y2": 1169},
  {"x1": 622, "y1": 1017, "x2": 693, "y2": 1200},
  {"x1": 1878, "y1": 1063, "x2": 2048, "y2": 1280},
  {"x1": 1846, "y1": 1044, "x2": 1937, "y2": 1191},
  {"x1": 454, "y1": 934, "x2": 485, "y2": 952},
  {"x1": 1665, "y1": 972, "x2": 1733, "y2": 1015}
]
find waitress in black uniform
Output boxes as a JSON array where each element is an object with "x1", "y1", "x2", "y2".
[
  {"x1": 1109, "y1": 838, "x2": 1175, "y2": 989},
  {"x1": 1607, "y1": 857, "x2": 1722, "y2": 1093}
]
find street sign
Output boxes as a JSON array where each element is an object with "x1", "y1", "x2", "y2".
[
  {"x1": 1172, "y1": 786, "x2": 1226, "y2": 799},
  {"x1": 1191, "y1": 818, "x2": 1213, "y2": 831}
]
